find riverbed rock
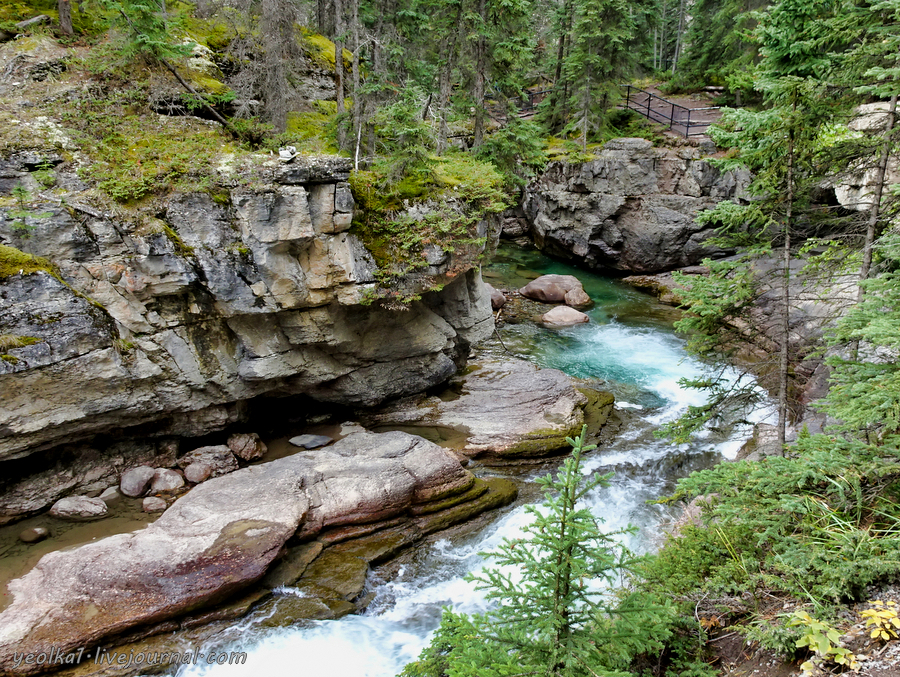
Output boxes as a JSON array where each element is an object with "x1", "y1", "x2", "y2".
[
  {"x1": 142, "y1": 496, "x2": 167, "y2": 513},
  {"x1": 524, "y1": 140, "x2": 751, "y2": 273},
  {"x1": 486, "y1": 283, "x2": 507, "y2": 310},
  {"x1": 98, "y1": 486, "x2": 122, "y2": 506},
  {"x1": 150, "y1": 468, "x2": 184, "y2": 493},
  {"x1": 227, "y1": 433, "x2": 267, "y2": 461},
  {"x1": 119, "y1": 466, "x2": 157, "y2": 498},
  {"x1": 0, "y1": 430, "x2": 482, "y2": 672},
  {"x1": 541, "y1": 306, "x2": 590, "y2": 327},
  {"x1": 362, "y1": 357, "x2": 604, "y2": 459},
  {"x1": 519, "y1": 274, "x2": 587, "y2": 304},
  {"x1": 289, "y1": 434, "x2": 333, "y2": 449},
  {"x1": 48, "y1": 496, "x2": 108, "y2": 521},
  {"x1": 183, "y1": 461, "x2": 213, "y2": 484},
  {"x1": 177, "y1": 445, "x2": 238, "y2": 478},
  {"x1": 18, "y1": 527, "x2": 49, "y2": 544}
]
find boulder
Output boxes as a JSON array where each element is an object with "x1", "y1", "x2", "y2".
[
  {"x1": 142, "y1": 496, "x2": 167, "y2": 513},
  {"x1": 289, "y1": 434, "x2": 333, "y2": 449},
  {"x1": 363, "y1": 357, "x2": 604, "y2": 459},
  {"x1": 519, "y1": 274, "x2": 586, "y2": 304},
  {"x1": 542, "y1": 306, "x2": 590, "y2": 327},
  {"x1": 0, "y1": 431, "x2": 478, "y2": 672},
  {"x1": 564, "y1": 287, "x2": 591, "y2": 308},
  {"x1": 98, "y1": 487, "x2": 122, "y2": 506},
  {"x1": 150, "y1": 468, "x2": 185, "y2": 493},
  {"x1": 119, "y1": 466, "x2": 157, "y2": 498},
  {"x1": 18, "y1": 527, "x2": 49, "y2": 544},
  {"x1": 183, "y1": 461, "x2": 213, "y2": 484},
  {"x1": 48, "y1": 496, "x2": 107, "y2": 521},
  {"x1": 177, "y1": 445, "x2": 238, "y2": 478},
  {"x1": 228, "y1": 433, "x2": 267, "y2": 461},
  {"x1": 485, "y1": 283, "x2": 507, "y2": 310}
]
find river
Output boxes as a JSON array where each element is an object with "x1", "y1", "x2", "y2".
[{"x1": 177, "y1": 244, "x2": 770, "y2": 677}]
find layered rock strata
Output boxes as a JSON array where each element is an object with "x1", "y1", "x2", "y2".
[
  {"x1": 0, "y1": 431, "x2": 516, "y2": 675},
  {"x1": 0, "y1": 155, "x2": 495, "y2": 506},
  {"x1": 523, "y1": 138, "x2": 751, "y2": 273}
]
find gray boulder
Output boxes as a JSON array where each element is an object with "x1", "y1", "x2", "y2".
[
  {"x1": 177, "y1": 445, "x2": 238, "y2": 478},
  {"x1": 150, "y1": 468, "x2": 185, "y2": 493},
  {"x1": 363, "y1": 357, "x2": 604, "y2": 459},
  {"x1": 119, "y1": 466, "x2": 157, "y2": 498},
  {"x1": 228, "y1": 433, "x2": 267, "y2": 461},
  {"x1": 142, "y1": 496, "x2": 167, "y2": 513},
  {"x1": 48, "y1": 496, "x2": 107, "y2": 521},
  {"x1": 289, "y1": 434, "x2": 333, "y2": 449},
  {"x1": 183, "y1": 461, "x2": 213, "y2": 484},
  {"x1": 485, "y1": 283, "x2": 507, "y2": 310}
]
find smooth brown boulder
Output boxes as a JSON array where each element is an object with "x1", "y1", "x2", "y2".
[
  {"x1": 485, "y1": 283, "x2": 507, "y2": 310},
  {"x1": 541, "y1": 305, "x2": 590, "y2": 327},
  {"x1": 119, "y1": 466, "x2": 156, "y2": 498},
  {"x1": 519, "y1": 274, "x2": 588, "y2": 305}
]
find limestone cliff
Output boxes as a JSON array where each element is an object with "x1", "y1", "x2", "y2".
[
  {"x1": 0, "y1": 153, "x2": 495, "y2": 519},
  {"x1": 522, "y1": 138, "x2": 751, "y2": 273}
]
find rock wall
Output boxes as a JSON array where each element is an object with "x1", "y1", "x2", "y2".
[
  {"x1": 0, "y1": 155, "x2": 494, "y2": 475},
  {"x1": 523, "y1": 138, "x2": 751, "y2": 274}
]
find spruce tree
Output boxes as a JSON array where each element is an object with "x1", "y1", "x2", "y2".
[{"x1": 402, "y1": 426, "x2": 671, "y2": 677}]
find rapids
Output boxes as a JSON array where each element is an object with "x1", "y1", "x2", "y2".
[{"x1": 177, "y1": 244, "x2": 771, "y2": 677}]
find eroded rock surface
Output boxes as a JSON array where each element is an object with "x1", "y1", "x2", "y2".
[
  {"x1": 524, "y1": 138, "x2": 750, "y2": 273},
  {"x1": 0, "y1": 431, "x2": 476, "y2": 674},
  {"x1": 363, "y1": 357, "x2": 608, "y2": 458}
]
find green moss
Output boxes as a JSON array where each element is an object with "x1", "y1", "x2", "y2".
[
  {"x1": 0, "y1": 244, "x2": 55, "y2": 278},
  {"x1": 188, "y1": 73, "x2": 231, "y2": 95},
  {"x1": 300, "y1": 29, "x2": 353, "y2": 72},
  {"x1": 1, "y1": 354, "x2": 19, "y2": 365},
  {"x1": 0, "y1": 335, "x2": 41, "y2": 352},
  {"x1": 279, "y1": 109, "x2": 340, "y2": 155}
]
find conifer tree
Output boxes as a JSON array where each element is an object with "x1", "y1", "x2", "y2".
[{"x1": 402, "y1": 426, "x2": 671, "y2": 677}]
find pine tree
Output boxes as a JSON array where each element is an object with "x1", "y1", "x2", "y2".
[{"x1": 402, "y1": 426, "x2": 671, "y2": 677}]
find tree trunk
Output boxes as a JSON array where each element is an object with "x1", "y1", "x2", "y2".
[
  {"x1": 671, "y1": 0, "x2": 687, "y2": 74},
  {"x1": 472, "y1": 0, "x2": 487, "y2": 148},
  {"x1": 334, "y1": 0, "x2": 346, "y2": 149},
  {"x1": 351, "y1": 0, "x2": 361, "y2": 167},
  {"x1": 437, "y1": 2, "x2": 464, "y2": 154},
  {"x1": 778, "y1": 95, "x2": 796, "y2": 452},
  {"x1": 58, "y1": 0, "x2": 73, "y2": 35}
]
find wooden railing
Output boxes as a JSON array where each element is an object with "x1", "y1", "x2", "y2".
[{"x1": 621, "y1": 85, "x2": 720, "y2": 137}]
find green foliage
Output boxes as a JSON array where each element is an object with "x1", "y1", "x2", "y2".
[
  {"x1": 55, "y1": 83, "x2": 233, "y2": 202},
  {"x1": 403, "y1": 426, "x2": 674, "y2": 677},
  {"x1": 819, "y1": 235, "x2": 900, "y2": 438},
  {"x1": 476, "y1": 118, "x2": 547, "y2": 189},
  {"x1": 646, "y1": 434, "x2": 900, "y2": 606},
  {"x1": 0, "y1": 335, "x2": 42, "y2": 352},
  {"x1": 95, "y1": 0, "x2": 193, "y2": 63},
  {"x1": 788, "y1": 610, "x2": 859, "y2": 674}
]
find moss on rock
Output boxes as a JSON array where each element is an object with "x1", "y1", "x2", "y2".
[{"x1": 0, "y1": 244, "x2": 55, "y2": 278}]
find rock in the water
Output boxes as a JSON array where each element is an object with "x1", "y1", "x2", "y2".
[
  {"x1": 98, "y1": 487, "x2": 122, "y2": 506},
  {"x1": 519, "y1": 275, "x2": 591, "y2": 305},
  {"x1": 289, "y1": 434, "x2": 333, "y2": 449},
  {"x1": 119, "y1": 466, "x2": 157, "y2": 498},
  {"x1": 363, "y1": 357, "x2": 602, "y2": 458},
  {"x1": 18, "y1": 527, "x2": 49, "y2": 544},
  {"x1": 142, "y1": 496, "x2": 167, "y2": 513},
  {"x1": 228, "y1": 433, "x2": 267, "y2": 461},
  {"x1": 485, "y1": 283, "x2": 507, "y2": 310},
  {"x1": 183, "y1": 461, "x2": 213, "y2": 484},
  {"x1": 150, "y1": 468, "x2": 184, "y2": 493},
  {"x1": 563, "y1": 286, "x2": 591, "y2": 308},
  {"x1": 177, "y1": 445, "x2": 238, "y2": 478},
  {"x1": 0, "y1": 431, "x2": 475, "y2": 670},
  {"x1": 48, "y1": 496, "x2": 107, "y2": 521},
  {"x1": 542, "y1": 306, "x2": 590, "y2": 327}
]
